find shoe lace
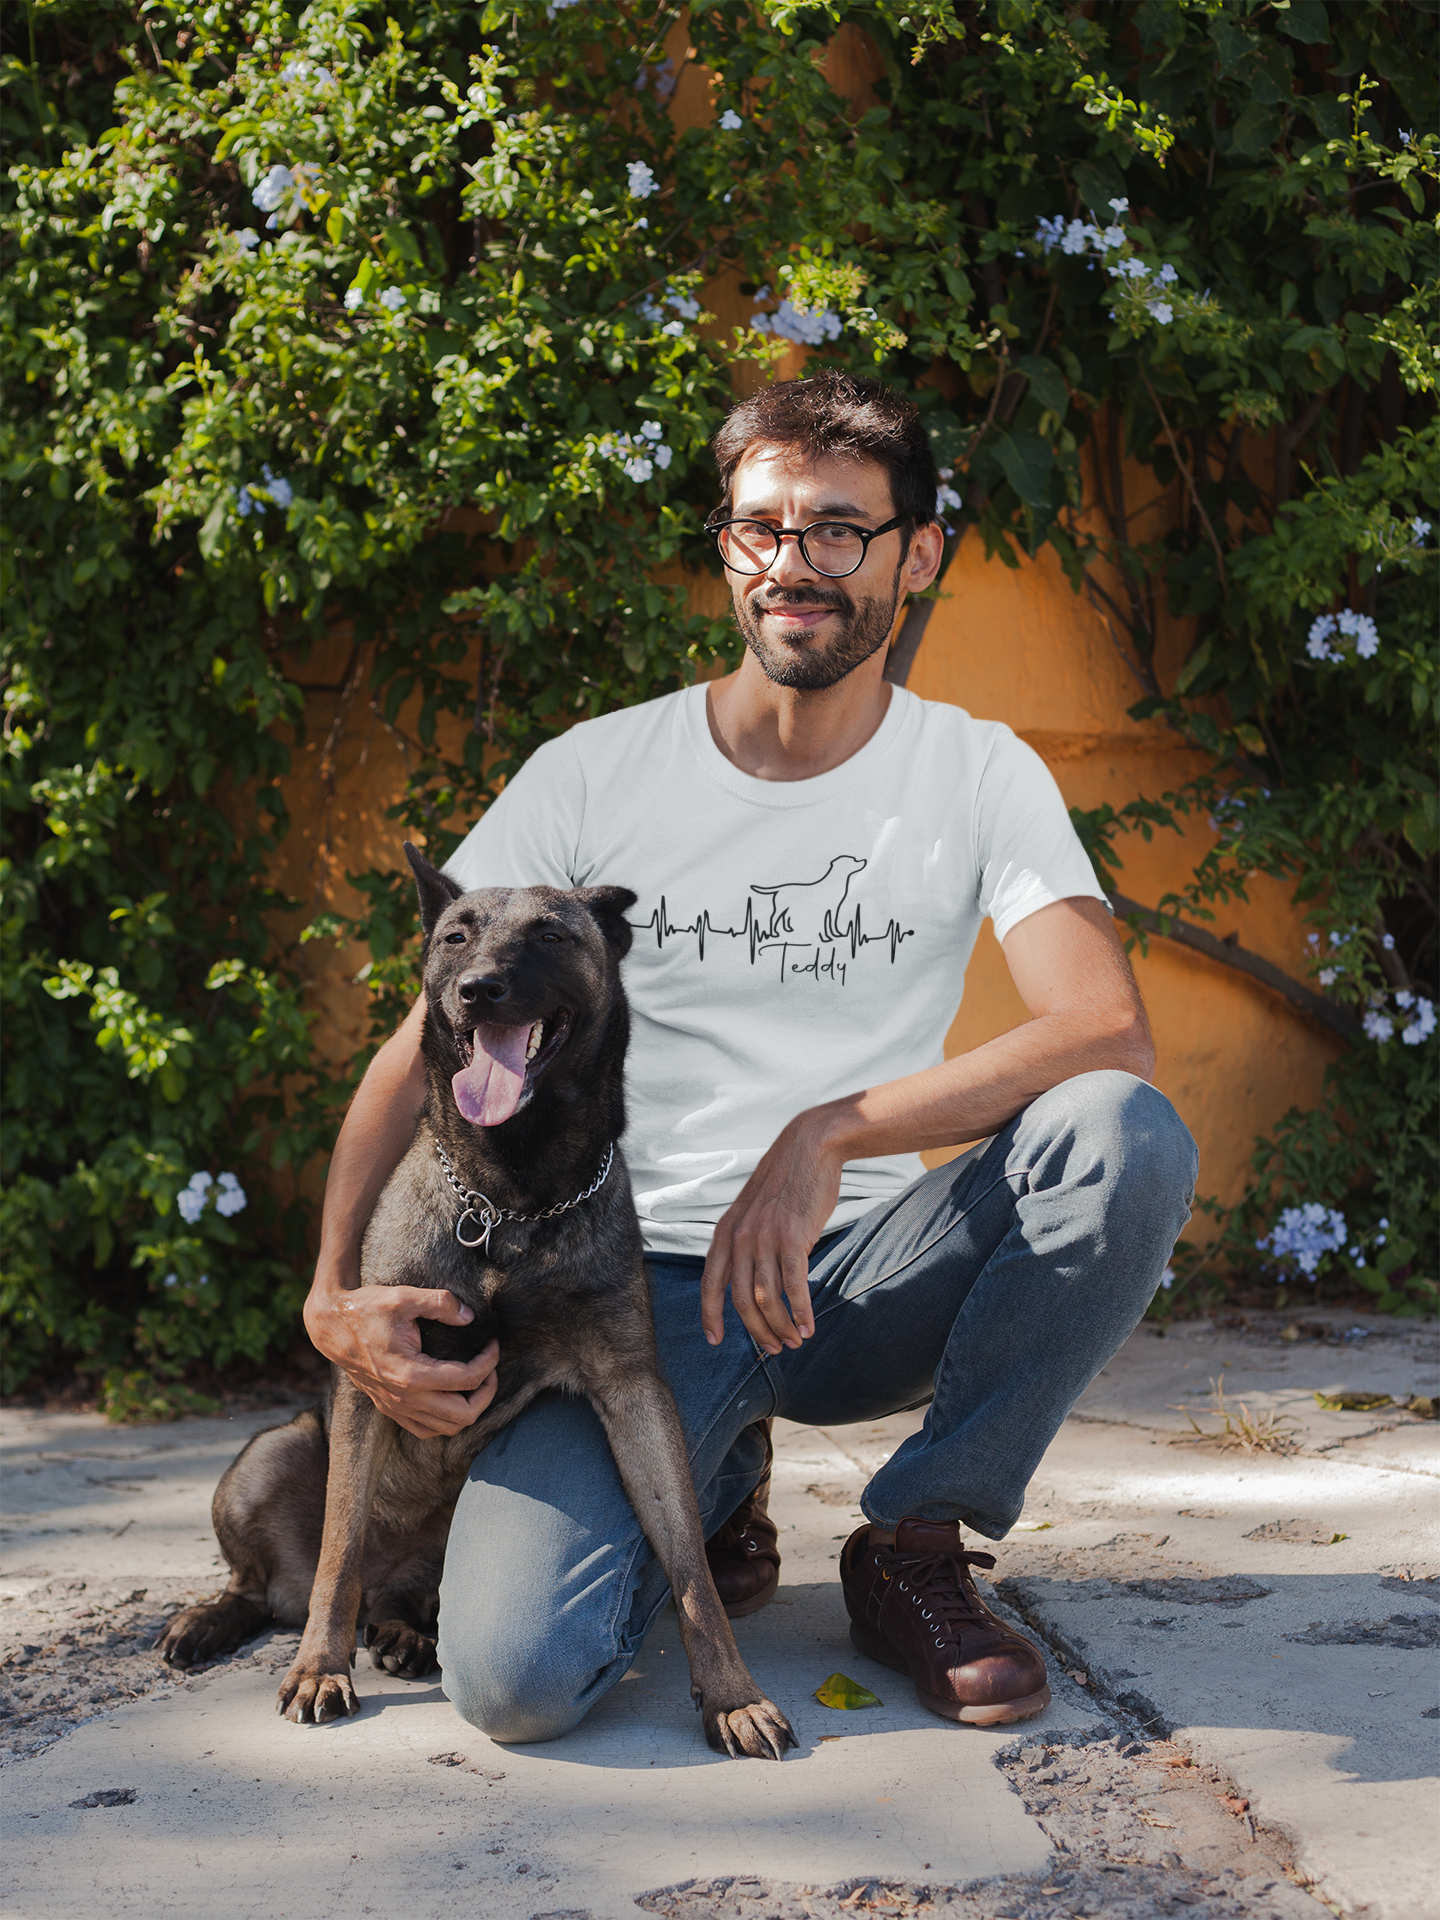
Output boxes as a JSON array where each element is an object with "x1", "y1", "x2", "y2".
[{"x1": 882, "y1": 1547, "x2": 998, "y2": 1648}]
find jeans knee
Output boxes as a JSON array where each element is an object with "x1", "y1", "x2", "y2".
[
  {"x1": 1057, "y1": 1070, "x2": 1197, "y2": 1199},
  {"x1": 441, "y1": 1637, "x2": 593, "y2": 1745}
]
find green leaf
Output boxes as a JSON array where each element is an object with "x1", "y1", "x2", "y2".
[
  {"x1": 1279, "y1": 0, "x2": 1330, "y2": 44},
  {"x1": 1014, "y1": 355, "x2": 1068, "y2": 416},
  {"x1": 326, "y1": 206, "x2": 346, "y2": 245},
  {"x1": 814, "y1": 1672, "x2": 882, "y2": 1710},
  {"x1": 1071, "y1": 157, "x2": 1128, "y2": 218},
  {"x1": 992, "y1": 429, "x2": 1053, "y2": 509}
]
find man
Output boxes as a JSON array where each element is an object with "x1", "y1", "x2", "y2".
[{"x1": 304, "y1": 371, "x2": 1197, "y2": 1742}]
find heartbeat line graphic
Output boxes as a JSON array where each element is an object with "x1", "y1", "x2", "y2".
[{"x1": 634, "y1": 856, "x2": 914, "y2": 985}]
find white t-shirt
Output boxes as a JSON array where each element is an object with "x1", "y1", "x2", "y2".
[{"x1": 444, "y1": 683, "x2": 1105, "y2": 1257}]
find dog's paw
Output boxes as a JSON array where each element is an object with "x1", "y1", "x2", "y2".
[
  {"x1": 701, "y1": 1692, "x2": 796, "y2": 1761},
  {"x1": 276, "y1": 1665, "x2": 359, "y2": 1725},
  {"x1": 154, "y1": 1600, "x2": 250, "y2": 1669},
  {"x1": 364, "y1": 1619, "x2": 438, "y2": 1678}
]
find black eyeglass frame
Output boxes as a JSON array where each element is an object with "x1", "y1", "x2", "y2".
[{"x1": 705, "y1": 512, "x2": 910, "y2": 579}]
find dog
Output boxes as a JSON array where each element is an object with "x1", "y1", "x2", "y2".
[{"x1": 156, "y1": 846, "x2": 795, "y2": 1761}]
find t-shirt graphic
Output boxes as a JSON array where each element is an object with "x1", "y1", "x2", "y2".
[
  {"x1": 642, "y1": 852, "x2": 912, "y2": 984},
  {"x1": 445, "y1": 682, "x2": 1105, "y2": 1258}
]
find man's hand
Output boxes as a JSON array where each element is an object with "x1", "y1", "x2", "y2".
[
  {"x1": 305, "y1": 1276, "x2": 500, "y2": 1440},
  {"x1": 700, "y1": 1114, "x2": 841, "y2": 1353}
]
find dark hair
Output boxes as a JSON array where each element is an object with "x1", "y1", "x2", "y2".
[{"x1": 709, "y1": 370, "x2": 938, "y2": 532}]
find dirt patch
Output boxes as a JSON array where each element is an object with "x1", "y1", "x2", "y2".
[
  {"x1": 1284, "y1": 1614, "x2": 1440, "y2": 1650},
  {"x1": 633, "y1": 1731, "x2": 1322, "y2": 1916},
  {"x1": 0, "y1": 1575, "x2": 298, "y2": 1763}
]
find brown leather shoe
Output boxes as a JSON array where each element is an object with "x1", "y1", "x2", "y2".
[
  {"x1": 705, "y1": 1420, "x2": 780, "y2": 1619},
  {"x1": 840, "y1": 1518, "x2": 1051, "y2": 1726}
]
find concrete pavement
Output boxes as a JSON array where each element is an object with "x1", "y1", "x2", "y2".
[{"x1": 2, "y1": 1307, "x2": 1435, "y2": 1919}]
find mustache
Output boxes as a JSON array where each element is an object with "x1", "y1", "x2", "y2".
[{"x1": 747, "y1": 585, "x2": 853, "y2": 615}]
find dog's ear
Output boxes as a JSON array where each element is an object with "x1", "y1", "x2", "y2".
[
  {"x1": 574, "y1": 886, "x2": 637, "y2": 960},
  {"x1": 404, "y1": 841, "x2": 464, "y2": 939}
]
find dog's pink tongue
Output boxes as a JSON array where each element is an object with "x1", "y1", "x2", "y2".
[{"x1": 452, "y1": 1022, "x2": 531, "y2": 1127}]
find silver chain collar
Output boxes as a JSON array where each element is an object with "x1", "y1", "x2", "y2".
[{"x1": 433, "y1": 1137, "x2": 614, "y2": 1254}]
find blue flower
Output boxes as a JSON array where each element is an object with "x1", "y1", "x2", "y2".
[
  {"x1": 626, "y1": 160, "x2": 657, "y2": 199},
  {"x1": 1412, "y1": 516, "x2": 1431, "y2": 543},
  {"x1": 719, "y1": 109, "x2": 743, "y2": 131},
  {"x1": 235, "y1": 229, "x2": 260, "y2": 251},
  {"x1": 215, "y1": 1172, "x2": 248, "y2": 1218},
  {"x1": 261, "y1": 467, "x2": 293, "y2": 509},
  {"x1": 378, "y1": 286, "x2": 407, "y2": 311},
  {"x1": 1363, "y1": 1008, "x2": 1394, "y2": 1043},
  {"x1": 176, "y1": 1171, "x2": 213, "y2": 1224},
  {"x1": 1108, "y1": 197, "x2": 1129, "y2": 213},
  {"x1": 1147, "y1": 299, "x2": 1174, "y2": 325},
  {"x1": 1257, "y1": 1202, "x2": 1347, "y2": 1277}
]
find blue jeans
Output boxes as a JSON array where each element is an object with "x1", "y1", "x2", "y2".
[{"x1": 435, "y1": 1070, "x2": 1197, "y2": 1743}]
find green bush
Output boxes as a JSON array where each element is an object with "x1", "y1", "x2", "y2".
[{"x1": 4, "y1": 1, "x2": 1435, "y2": 1416}]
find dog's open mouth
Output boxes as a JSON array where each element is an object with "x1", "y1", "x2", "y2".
[{"x1": 451, "y1": 1010, "x2": 573, "y2": 1127}]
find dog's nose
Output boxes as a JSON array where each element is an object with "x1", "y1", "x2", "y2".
[{"x1": 457, "y1": 972, "x2": 510, "y2": 1007}]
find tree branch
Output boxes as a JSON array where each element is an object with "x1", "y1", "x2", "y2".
[{"x1": 1110, "y1": 893, "x2": 1359, "y2": 1042}]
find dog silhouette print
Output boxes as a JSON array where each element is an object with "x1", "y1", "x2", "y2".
[{"x1": 749, "y1": 855, "x2": 868, "y2": 943}]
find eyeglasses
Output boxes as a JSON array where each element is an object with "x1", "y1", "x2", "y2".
[{"x1": 706, "y1": 513, "x2": 908, "y2": 579}]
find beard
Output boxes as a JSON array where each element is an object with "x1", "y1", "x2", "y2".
[{"x1": 732, "y1": 566, "x2": 904, "y2": 691}]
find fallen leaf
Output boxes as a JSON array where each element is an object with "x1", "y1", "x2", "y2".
[
  {"x1": 1222, "y1": 1795, "x2": 1250, "y2": 1814},
  {"x1": 815, "y1": 1672, "x2": 882, "y2": 1710},
  {"x1": 1404, "y1": 1395, "x2": 1438, "y2": 1420},
  {"x1": 1313, "y1": 1390, "x2": 1392, "y2": 1412},
  {"x1": 1070, "y1": 1669, "x2": 1089, "y2": 1686},
  {"x1": 1137, "y1": 1810, "x2": 1177, "y2": 1829}
]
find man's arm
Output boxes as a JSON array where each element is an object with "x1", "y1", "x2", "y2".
[
  {"x1": 700, "y1": 897, "x2": 1152, "y2": 1355},
  {"x1": 303, "y1": 993, "x2": 501, "y2": 1440}
]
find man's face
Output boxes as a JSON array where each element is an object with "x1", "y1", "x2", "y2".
[{"x1": 723, "y1": 448, "x2": 915, "y2": 692}]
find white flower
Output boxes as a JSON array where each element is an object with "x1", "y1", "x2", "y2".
[
  {"x1": 626, "y1": 160, "x2": 657, "y2": 199},
  {"x1": 1157, "y1": 263, "x2": 1178, "y2": 285},
  {"x1": 1258, "y1": 1202, "x2": 1347, "y2": 1277},
  {"x1": 1160, "y1": 1266, "x2": 1174, "y2": 1290},
  {"x1": 1034, "y1": 216, "x2": 1066, "y2": 250},
  {"x1": 1382, "y1": 934, "x2": 1396, "y2": 950},
  {"x1": 235, "y1": 229, "x2": 260, "y2": 251},
  {"x1": 634, "y1": 217, "x2": 648, "y2": 229},
  {"x1": 252, "y1": 164, "x2": 295, "y2": 214},
  {"x1": 379, "y1": 286, "x2": 407, "y2": 311},
  {"x1": 719, "y1": 109, "x2": 743, "y2": 131},
  {"x1": 1330, "y1": 607, "x2": 1380, "y2": 658},
  {"x1": 177, "y1": 1171, "x2": 214, "y2": 1224},
  {"x1": 1148, "y1": 300, "x2": 1174, "y2": 325},
  {"x1": 666, "y1": 292, "x2": 700, "y2": 319},
  {"x1": 1114, "y1": 256, "x2": 1149, "y2": 281},
  {"x1": 662, "y1": 319, "x2": 685, "y2": 337},
  {"x1": 1318, "y1": 968, "x2": 1338, "y2": 987},
  {"x1": 280, "y1": 59, "x2": 334, "y2": 87},
  {"x1": 639, "y1": 420, "x2": 664, "y2": 442},
  {"x1": 1363, "y1": 1009, "x2": 1394, "y2": 1043},
  {"x1": 1411, "y1": 516, "x2": 1431, "y2": 542},
  {"x1": 623, "y1": 455, "x2": 654, "y2": 483},
  {"x1": 1306, "y1": 613, "x2": 1340, "y2": 662},
  {"x1": 1402, "y1": 997, "x2": 1436, "y2": 1045},
  {"x1": 1109, "y1": 197, "x2": 1129, "y2": 213},
  {"x1": 546, "y1": 0, "x2": 581, "y2": 14},
  {"x1": 1060, "y1": 219, "x2": 1094, "y2": 255},
  {"x1": 936, "y1": 483, "x2": 963, "y2": 514},
  {"x1": 344, "y1": 287, "x2": 364, "y2": 311},
  {"x1": 163, "y1": 1272, "x2": 178, "y2": 1288},
  {"x1": 653, "y1": 444, "x2": 674, "y2": 471},
  {"x1": 215, "y1": 1172, "x2": 247, "y2": 1218},
  {"x1": 1100, "y1": 225, "x2": 1126, "y2": 249}
]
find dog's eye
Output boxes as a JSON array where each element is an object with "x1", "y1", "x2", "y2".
[
  {"x1": 444, "y1": 931, "x2": 466, "y2": 944},
  {"x1": 540, "y1": 932, "x2": 565, "y2": 943}
]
